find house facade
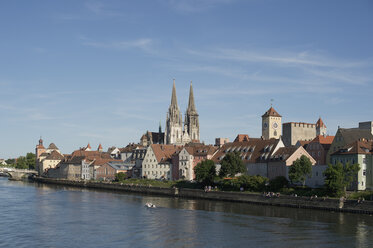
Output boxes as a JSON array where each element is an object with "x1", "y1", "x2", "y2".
[
  {"x1": 326, "y1": 126, "x2": 373, "y2": 164},
  {"x1": 35, "y1": 139, "x2": 63, "y2": 175},
  {"x1": 331, "y1": 139, "x2": 373, "y2": 191},
  {"x1": 306, "y1": 135, "x2": 334, "y2": 165},
  {"x1": 212, "y1": 135, "x2": 284, "y2": 178},
  {"x1": 268, "y1": 146, "x2": 316, "y2": 180},
  {"x1": 142, "y1": 144, "x2": 182, "y2": 180},
  {"x1": 175, "y1": 145, "x2": 218, "y2": 181}
]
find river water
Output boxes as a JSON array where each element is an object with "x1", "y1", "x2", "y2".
[{"x1": 0, "y1": 177, "x2": 373, "y2": 248}]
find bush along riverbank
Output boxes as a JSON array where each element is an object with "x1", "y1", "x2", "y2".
[{"x1": 32, "y1": 177, "x2": 373, "y2": 215}]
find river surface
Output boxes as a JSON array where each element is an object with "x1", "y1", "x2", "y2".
[{"x1": 0, "y1": 177, "x2": 373, "y2": 248}]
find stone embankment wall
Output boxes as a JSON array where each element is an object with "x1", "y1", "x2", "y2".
[{"x1": 33, "y1": 177, "x2": 373, "y2": 215}]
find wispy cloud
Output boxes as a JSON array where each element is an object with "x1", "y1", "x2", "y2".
[
  {"x1": 188, "y1": 48, "x2": 372, "y2": 69},
  {"x1": 164, "y1": 0, "x2": 236, "y2": 13},
  {"x1": 181, "y1": 47, "x2": 373, "y2": 89},
  {"x1": 82, "y1": 37, "x2": 155, "y2": 53},
  {"x1": 85, "y1": 1, "x2": 122, "y2": 17}
]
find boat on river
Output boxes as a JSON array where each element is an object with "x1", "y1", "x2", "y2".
[{"x1": 145, "y1": 202, "x2": 156, "y2": 208}]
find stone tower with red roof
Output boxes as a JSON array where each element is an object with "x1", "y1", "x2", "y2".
[
  {"x1": 316, "y1": 117, "x2": 327, "y2": 136},
  {"x1": 262, "y1": 106, "x2": 282, "y2": 140}
]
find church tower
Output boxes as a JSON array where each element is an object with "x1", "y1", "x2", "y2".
[
  {"x1": 316, "y1": 117, "x2": 327, "y2": 136},
  {"x1": 165, "y1": 80, "x2": 183, "y2": 144},
  {"x1": 184, "y1": 81, "x2": 200, "y2": 142},
  {"x1": 35, "y1": 137, "x2": 46, "y2": 160},
  {"x1": 262, "y1": 106, "x2": 282, "y2": 140}
]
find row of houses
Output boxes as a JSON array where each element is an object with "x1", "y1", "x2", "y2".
[
  {"x1": 35, "y1": 140, "x2": 136, "y2": 181},
  {"x1": 35, "y1": 119, "x2": 373, "y2": 191}
]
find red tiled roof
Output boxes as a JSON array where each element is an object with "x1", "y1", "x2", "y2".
[
  {"x1": 334, "y1": 140, "x2": 373, "y2": 155},
  {"x1": 296, "y1": 140, "x2": 311, "y2": 149},
  {"x1": 45, "y1": 150, "x2": 64, "y2": 160},
  {"x1": 270, "y1": 147, "x2": 298, "y2": 161},
  {"x1": 119, "y1": 143, "x2": 144, "y2": 153},
  {"x1": 234, "y1": 134, "x2": 249, "y2": 142},
  {"x1": 310, "y1": 135, "x2": 334, "y2": 145},
  {"x1": 48, "y1": 143, "x2": 58, "y2": 150},
  {"x1": 71, "y1": 150, "x2": 112, "y2": 160},
  {"x1": 183, "y1": 144, "x2": 218, "y2": 157},
  {"x1": 151, "y1": 144, "x2": 183, "y2": 163},
  {"x1": 262, "y1": 107, "x2": 281, "y2": 117},
  {"x1": 212, "y1": 138, "x2": 280, "y2": 163},
  {"x1": 316, "y1": 118, "x2": 326, "y2": 128}
]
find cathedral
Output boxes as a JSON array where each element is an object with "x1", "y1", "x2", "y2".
[{"x1": 165, "y1": 80, "x2": 200, "y2": 145}]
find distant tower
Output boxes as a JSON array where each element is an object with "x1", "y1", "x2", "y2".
[
  {"x1": 35, "y1": 137, "x2": 46, "y2": 175},
  {"x1": 165, "y1": 80, "x2": 183, "y2": 144},
  {"x1": 316, "y1": 117, "x2": 327, "y2": 136},
  {"x1": 98, "y1": 144, "x2": 103, "y2": 152},
  {"x1": 262, "y1": 106, "x2": 282, "y2": 139},
  {"x1": 85, "y1": 143, "x2": 92, "y2": 151},
  {"x1": 158, "y1": 121, "x2": 164, "y2": 144},
  {"x1": 184, "y1": 81, "x2": 200, "y2": 142},
  {"x1": 35, "y1": 137, "x2": 46, "y2": 159}
]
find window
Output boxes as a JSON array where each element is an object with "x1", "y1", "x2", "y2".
[{"x1": 363, "y1": 170, "x2": 366, "y2": 176}]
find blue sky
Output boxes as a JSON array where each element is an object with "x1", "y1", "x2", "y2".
[{"x1": 0, "y1": 0, "x2": 372, "y2": 158}]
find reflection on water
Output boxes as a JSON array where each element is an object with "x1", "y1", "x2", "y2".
[{"x1": 0, "y1": 177, "x2": 372, "y2": 248}]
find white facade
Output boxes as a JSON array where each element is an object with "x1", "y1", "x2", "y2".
[
  {"x1": 81, "y1": 160, "x2": 93, "y2": 180},
  {"x1": 142, "y1": 147, "x2": 172, "y2": 180},
  {"x1": 305, "y1": 165, "x2": 327, "y2": 188},
  {"x1": 178, "y1": 148, "x2": 194, "y2": 180}
]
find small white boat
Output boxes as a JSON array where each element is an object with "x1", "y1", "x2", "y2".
[{"x1": 145, "y1": 202, "x2": 156, "y2": 208}]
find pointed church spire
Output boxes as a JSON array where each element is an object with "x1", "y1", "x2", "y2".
[
  {"x1": 187, "y1": 81, "x2": 197, "y2": 113},
  {"x1": 171, "y1": 79, "x2": 178, "y2": 107}
]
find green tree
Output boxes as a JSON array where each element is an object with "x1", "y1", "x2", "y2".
[
  {"x1": 289, "y1": 155, "x2": 312, "y2": 186},
  {"x1": 5, "y1": 159, "x2": 15, "y2": 167},
  {"x1": 323, "y1": 162, "x2": 360, "y2": 196},
  {"x1": 15, "y1": 156, "x2": 28, "y2": 169},
  {"x1": 219, "y1": 152, "x2": 245, "y2": 178},
  {"x1": 269, "y1": 176, "x2": 289, "y2": 191},
  {"x1": 26, "y1": 153, "x2": 36, "y2": 169},
  {"x1": 115, "y1": 172, "x2": 127, "y2": 182},
  {"x1": 194, "y1": 159, "x2": 216, "y2": 185},
  {"x1": 237, "y1": 175, "x2": 268, "y2": 192}
]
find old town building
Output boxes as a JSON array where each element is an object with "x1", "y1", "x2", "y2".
[
  {"x1": 331, "y1": 139, "x2": 373, "y2": 191},
  {"x1": 142, "y1": 144, "x2": 182, "y2": 180},
  {"x1": 326, "y1": 124, "x2": 373, "y2": 164},
  {"x1": 212, "y1": 135, "x2": 284, "y2": 178},
  {"x1": 174, "y1": 144, "x2": 218, "y2": 181},
  {"x1": 262, "y1": 107, "x2": 282, "y2": 140},
  {"x1": 268, "y1": 146, "x2": 316, "y2": 180},
  {"x1": 282, "y1": 118, "x2": 327, "y2": 147}
]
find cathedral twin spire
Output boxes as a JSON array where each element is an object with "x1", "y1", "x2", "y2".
[{"x1": 165, "y1": 80, "x2": 200, "y2": 145}]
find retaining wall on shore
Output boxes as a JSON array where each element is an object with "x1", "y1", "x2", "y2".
[{"x1": 33, "y1": 177, "x2": 373, "y2": 215}]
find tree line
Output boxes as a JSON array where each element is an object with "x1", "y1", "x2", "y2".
[
  {"x1": 194, "y1": 152, "x2": 360, "y2": 197},
  {"x1": 1, "y1": 153, "x2": 36, "y2": 170}
]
